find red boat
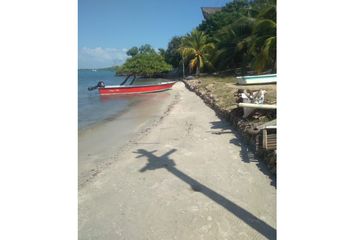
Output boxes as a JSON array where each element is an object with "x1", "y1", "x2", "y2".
[{"x1": 89, "y1": 81, "x2": 176, "y2": 95}]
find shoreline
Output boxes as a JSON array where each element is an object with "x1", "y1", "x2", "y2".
[
  {"x1": 79, "y1": 82, "x2": 276, "y2": 239},
  {"x1": 78, "y1": 88, "x2": 180, "y2": 187}
]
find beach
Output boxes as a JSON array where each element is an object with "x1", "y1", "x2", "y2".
[
  {"x1": 79, "y1": 82, "x2": 276, "y2": 239},
  {"x1": 78, "y1": 90, "x2": 177, "y2": 186}
]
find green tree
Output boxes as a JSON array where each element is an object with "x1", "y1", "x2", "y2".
[
  {"x1": 116, "y1": 48, "x2": 172, "y2": 79},
  {"x1": 159, "y1": 0, "x2": 277, "y2": 76},
  {"x1": 127, "y1": 46, "x2": 139, "y2": 57},
  {"x1": 180, "y1": 30, "x2": 214, "y2": 75},
  {"x1": 165, "y1": 36, "x2": 184, "y2": 68},
  {"x1": 158, "y1": 48, "x2": 166, "y2": 57},
  {"x1": 199, "y1": 0, "x2": 276, "y2": 74},
  {"x1": 250, "y1": 5, "x2": 276, "y2": 73},
  {"x1": 197, "y1": 0, "x2": 250, "y2": 36},
  {"x1": 138, "y1": 44, "x2": 156, "y2": 54},
  {"x1": 212, "y1": 17, "x2": 255, "y2": 71}
]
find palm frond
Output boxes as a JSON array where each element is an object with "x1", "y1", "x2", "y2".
[
  {"x1": 253, "y1": 19, "x2": 276, "y2": 38},
  {"x1": 262, "y1": 36, "x2": 276, "y2": 61}
]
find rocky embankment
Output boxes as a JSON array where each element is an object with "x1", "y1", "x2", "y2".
[{"x1": 182, "y1": 78, "x2": 277, "y2": 174}]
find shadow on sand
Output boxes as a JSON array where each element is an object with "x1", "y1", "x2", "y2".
[
  {"x1": 210, "y1": 120, "x2": 276, "y2": 187},
  {"x1": 134, "y1": 149, "x2": 276, "y2": 240}
]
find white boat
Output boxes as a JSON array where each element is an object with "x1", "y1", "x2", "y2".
[{"x1": 236, "y1": 74, "x2": 277, "y2": 85}]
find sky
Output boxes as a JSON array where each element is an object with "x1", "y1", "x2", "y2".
[{"x1": 78, "y1": 0, "x2": 231, "y2": 69}]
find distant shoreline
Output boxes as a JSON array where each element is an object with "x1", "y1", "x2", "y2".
[{"x1": 78, "y1": 67, "x2": 116, "y2": 72}]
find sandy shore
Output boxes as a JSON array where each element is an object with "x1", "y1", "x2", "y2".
[
  {"x1": 78, "y1": 91, "x2": 177, "y2": 187},
  {"x1": 79, "y1": 82, "x2": 276, "y2": 240}
]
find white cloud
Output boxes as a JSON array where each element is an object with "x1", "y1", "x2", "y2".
[{"x1": 78, "y1": 47, "x2": 129, "y2": 69}]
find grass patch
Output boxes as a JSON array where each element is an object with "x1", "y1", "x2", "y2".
[{"x1": 187, "y1": 75, "x2": 276, "y2": 110}]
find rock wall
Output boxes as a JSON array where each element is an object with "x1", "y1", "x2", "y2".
[{"x1": 182, "y1": 80, "x2": 276, "y2": 175}]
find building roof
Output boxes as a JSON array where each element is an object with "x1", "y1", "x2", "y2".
[{"x1": 201, "y1": 7, "x2": 222, "y2": 19}]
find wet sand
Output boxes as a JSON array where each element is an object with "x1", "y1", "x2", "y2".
[{"x1": 79, "y1": 82, "x2": 276, "y2": 240}]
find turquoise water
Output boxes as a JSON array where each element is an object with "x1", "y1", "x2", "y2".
[{"x1": 78, "y1": 70, "x2": 165, "y2": 130}]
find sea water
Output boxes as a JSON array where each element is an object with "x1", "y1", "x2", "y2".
[{"x1": 78, "y1": 69, "x2": 165, "y2": 130}]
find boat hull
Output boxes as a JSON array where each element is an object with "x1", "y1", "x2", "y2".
[
  {"x1": 236, "y1": 74, "x2": 277, "y2": 85},
  {"x1": 98, "y1": 82, "x2": 176, "y2": 95}
]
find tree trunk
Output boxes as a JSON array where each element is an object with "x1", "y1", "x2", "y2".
[
  {"x1": 196, "y1": 65, "x2": 200, "y2": 76},
  {"x1": 182, "y1": 56, "x2": 185, "y2": 79}
]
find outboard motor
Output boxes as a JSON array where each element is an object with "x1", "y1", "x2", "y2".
[{"x1": 88, "y1": 81, "x2": 105, "y2": 91}]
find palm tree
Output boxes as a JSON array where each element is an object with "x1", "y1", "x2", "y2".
[
  {"x1": 250, "y1": 5, "x2": 276, "y2": 73},
  {"x1": 212, "y1": 16, "x2": 255, "y2": 71},
  {"x1": 209, "y1": 3, "x2": 276, "y2": 74},
  {"x1": 180, "y1": 30, "x2": 214, "y2": 75}
]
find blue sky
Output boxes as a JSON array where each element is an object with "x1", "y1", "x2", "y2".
[{"x1": 79, "y1": 0, "x2": 231, "y2": 68}]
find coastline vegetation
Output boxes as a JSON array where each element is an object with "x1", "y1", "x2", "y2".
[
  {"x1": 164, "y1": 0, "x2": 276, "y2": 76},
  {"x1": 116, "y1": 44, "x2": 172, "y2": 80}
]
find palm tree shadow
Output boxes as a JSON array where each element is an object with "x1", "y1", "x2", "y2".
[
  {"x1": 210, "y1": 120, "x2": 276, "y2": 188},
  {"x1": 134, "y1": 149, "x2": 276, "y2": 240}
]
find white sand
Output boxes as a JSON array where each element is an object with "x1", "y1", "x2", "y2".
[{"x1": 79, "y1": 82, "x2": 276, "y2": 240}]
